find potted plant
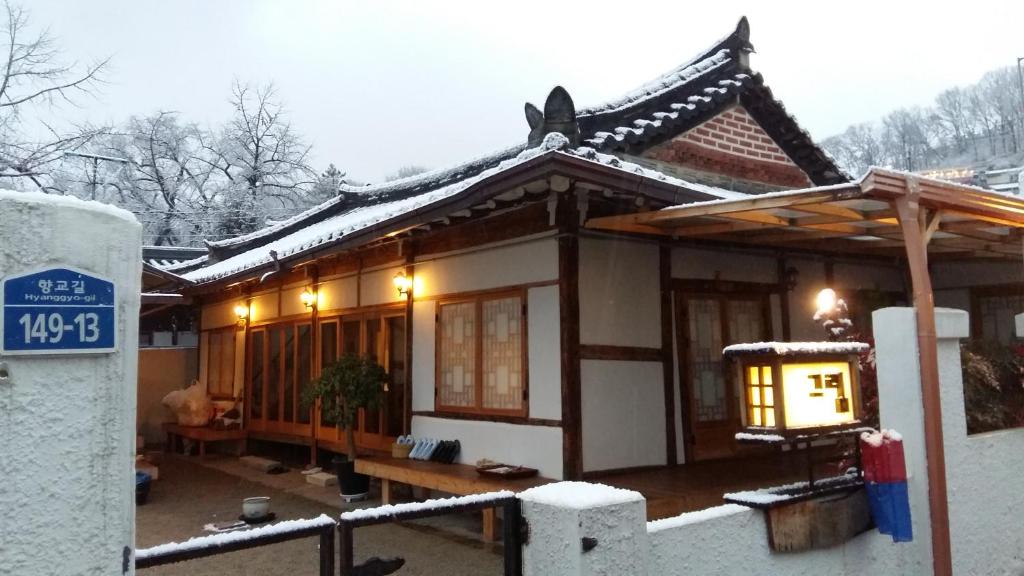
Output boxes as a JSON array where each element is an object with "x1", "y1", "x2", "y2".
[{"x1": 302, "y1": 354, "x2": 388, "y2": 501}]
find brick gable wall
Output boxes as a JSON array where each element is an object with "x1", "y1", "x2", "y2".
[{"x1": 642, "y1": 105, "x2": 813, "y2": 189}]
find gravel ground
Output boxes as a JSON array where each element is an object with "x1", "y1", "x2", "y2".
[{"x1": 135, "y1": 456, "x2": 502, "y2": 575}]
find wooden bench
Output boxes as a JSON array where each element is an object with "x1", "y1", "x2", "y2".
[
  {"x1": 163, "y1": 423, "x2": 247, "y2": 457},
  {"x1": 355, "y1": 456, "x2": 551, "y2": 542}
]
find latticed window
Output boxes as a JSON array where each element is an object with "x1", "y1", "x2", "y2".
[
  {"x1": 746, "y1": 364, "x2": 775, "y2": 428},
  {"x1": 437, "y1": 292, "x2": 526, "y2": 415},
  {"x1": 206, "y1": 328, "x2": 236, "y2": 398}
]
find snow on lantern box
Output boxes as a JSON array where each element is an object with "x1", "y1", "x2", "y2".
[{"x1": 723, "y1": 342, "x2": 869, "y2": 439}]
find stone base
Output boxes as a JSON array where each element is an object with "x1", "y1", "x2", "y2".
[{"x1": 306, "y1": 472, "x2": 338, "y2": 487}]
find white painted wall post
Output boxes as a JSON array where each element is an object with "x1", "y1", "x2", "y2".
[
  {"x1": 0, "y1": 192, "x2": 141, "y2": 575},
  {"x1": 520, "y1": 482, "x2": 649, "y2": 576}
]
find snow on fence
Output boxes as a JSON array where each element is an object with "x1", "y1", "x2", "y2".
[
  {"x1": 135, "y1": 514, "x2": 336, "y2": 574},
  {"x1": 520, "y1": 308, "x2": 1024, "y2": 576}
]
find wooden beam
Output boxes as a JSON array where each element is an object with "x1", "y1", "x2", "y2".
[
  {"x1": 579, "y1": 344, "x2": 664, "y2": 362},
  {"x1": 559, "y1": 191, "x2": 583, "y2": 480},
  {"x1": 648, "y1": 186, "x2": 864, "y2": 222},
  {"x1": 893, "y1": 194, "x2": 953, "y2": 576},
  {"x1": 660, "y1": 246, "x2": 678, "y2": 466}
]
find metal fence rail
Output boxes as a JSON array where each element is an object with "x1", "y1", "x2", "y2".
[
  {"x1": 134, "y1": 514, "x2": 336, "y2": 576},
  {"x1": 337, "y1": 491, "x2": 523, "y2": 576}
]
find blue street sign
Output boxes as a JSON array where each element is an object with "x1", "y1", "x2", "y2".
[{"x1": 2, "y1": 268, "x2": 117, "y2": 354}]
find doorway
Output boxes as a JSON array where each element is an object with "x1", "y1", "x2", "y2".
[
  {"x1": 676, "y1": 284, "x2": 771, "y2": 461},
  {"x1": 317, "y1": 310, "x2": 407, "y2": 452}
]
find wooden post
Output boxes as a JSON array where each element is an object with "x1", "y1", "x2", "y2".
[
  {"x1": 404, "y1": 248, "x2": 415, "y2": 436},
  {"x1": 309, "y1": 265, "x2": 319, "y2": 466},
  {"x1": 777, "y1": 257, "x2": 792, "y2": 343},
  {"x1": 559, "y1": 188, "x2": 583, "y2": 480},
  {"x1": 894, "y1": 192, "x2": 952, "y2": 576},
  {"x1": 659, "y1": 246, "x2": 678, "y2": 466}
]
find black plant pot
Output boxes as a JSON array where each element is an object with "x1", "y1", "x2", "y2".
[{"x1": 333, "y1": 456, "x2": 369, "y2": 502}]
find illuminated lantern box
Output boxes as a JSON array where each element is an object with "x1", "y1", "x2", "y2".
[{"x1": 723, "y1": 342, "x2": 869, "y2": 437}]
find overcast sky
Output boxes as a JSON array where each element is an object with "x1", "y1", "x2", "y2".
[{"x1": 24, "y1": 0, "x2": 1024, "y2": 182}]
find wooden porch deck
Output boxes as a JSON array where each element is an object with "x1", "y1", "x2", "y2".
[{"x1": 590, "y1": 449, "x2": 835, "y2": 521}]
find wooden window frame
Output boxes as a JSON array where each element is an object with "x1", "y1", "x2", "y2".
[
  {"x1": 435, "y1": 288, "x2": 529, "y2": 418},
  {"x1": 205, "y1": 326, "x2": 237, "y2": 399},
  {"x1": 245, "y1": 320, "x2": 314, "y2": 429}
]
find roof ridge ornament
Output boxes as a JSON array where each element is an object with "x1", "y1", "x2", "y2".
[
  {"x1": 526, "y1": 86, "x2": 580, "y2": 147},
  {"x1": 733, "y1": 16, "x2": 754, "y2": 70}
]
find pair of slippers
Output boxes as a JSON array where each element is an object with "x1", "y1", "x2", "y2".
[
  {"x1": 428, "y1": 440, "x2": 460, "y2": 464},
  {"x1": 397, "y1": 436, "x2": 460, "y2": 463}
]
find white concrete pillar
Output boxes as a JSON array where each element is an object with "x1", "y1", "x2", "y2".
[
  {"x1": 1015, "y1": 312, "x2": 1024, "y2": 338},
  {"x1": 871, "y1": 306, "x2": 969, "y2": 572},
  {"x1": 0, "y1": 191, "x2": 141, "y2": 575},
  {"x1": 519, "y1": 482, "x2": 649, "y2": 576}
]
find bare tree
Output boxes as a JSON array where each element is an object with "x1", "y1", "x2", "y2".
[
  {"x1": 385, "y1": 164, "x2": 429, "y2": 182},
  {"x1": 207, "y1": 82, "x2": 314, "y2": 202},
  {"x1": 0, "y1": 1, "x2": 108, "y2": 191}
]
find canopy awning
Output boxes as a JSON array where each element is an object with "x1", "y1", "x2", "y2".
[
  {"x1": 587, "y1": 166, "x2": 1024, "y2": 576},
  {"x1": 585, "y1": 168, "x2": 1024, "y2": 260}
]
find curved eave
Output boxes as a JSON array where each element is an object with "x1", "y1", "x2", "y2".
[{"x1": 183, "y1": 152, "x2": 728, "y2": 291}]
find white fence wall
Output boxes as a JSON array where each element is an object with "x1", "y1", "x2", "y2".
[{"x1": 521, "y1": 307, "x2": 1024, "y2": 575}]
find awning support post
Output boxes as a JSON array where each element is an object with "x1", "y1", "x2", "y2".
[{"x1": 893, "y1": 190, "x2": 952, "y2": 576}]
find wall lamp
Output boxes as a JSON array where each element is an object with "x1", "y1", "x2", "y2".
[
  {"x1": 393, "y1": 271, "x2": 412, "y2": 298},
  {"x1": 300, "y1": 288, "x2": 317, "y2": 309},
  {"x1": 233, "y1": 303, "x2": 249, "y2": 324},
  {"x1": 783, "y1": 267, "x2": 799, "y2": 292}
]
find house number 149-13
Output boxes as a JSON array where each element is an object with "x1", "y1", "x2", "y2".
[{"x1": 17, "y1": 312, "x2": 101, "y2": 344}]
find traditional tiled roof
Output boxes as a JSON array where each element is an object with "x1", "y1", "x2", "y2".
[
  {"x1": 182, "y1": 135, "x2": 745, "y2": 285},
  {"x1": 142, "y1": 245, "x2": 208, "y2": 270},
  {"x1": 575, "y1": 17, "x2": 846, "y2": 187},
  {"x1": 181, "y1": 16, "x2": 843, "y2": 287}
]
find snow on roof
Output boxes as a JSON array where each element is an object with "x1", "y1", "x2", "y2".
[
  {"x1": 570, "y1": 146, "x2": 747, "y2": 200},
  {"x1": 182, "y1": 135, "x2": 746, "y2": 285},
  {"x1": 183, "y1": 135, "x2": 566, "y2": 284},
  {"x1": 722, "y1": 341, "x2": 870, "y2": 356},
  {"x1": 208, "y1": 142, "x2": 529, "y2": 250},
  {"x1": 0, "y1": 188, "x2": 138, "y2": 224},
  {"x1": 577, "y1": 49, "x2": 734, "y2": 117},
  {"x1": 519, "y1": 481, "x2": 644, "y2": 510}
]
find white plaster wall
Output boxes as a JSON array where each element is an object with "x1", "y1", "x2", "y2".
[
  {"x1": 411, "y1": 416, "x2": 563, "y2": 479},
  {"x1": 932, "y1": 310, "x2": 1024, "y2": 574},
  {"x1": 931, "y1": 260, "x2": 1020, "y2": 290},
  {"x1": 0, "y1": 193, "x2": 140, "y2": 575},
  {"x1": 528, "y1": 285, "x2": 561, "y2": 420},
  {"x1": 200, "y1": 299, "x2": 238, "y2": 329},
  {"x1": 579, "y1": 237, "x2": 660, "y2": 348},
  {"x1": 645, "y1": 504, "x2": 926, "y2": 575},
  {"x1": 318, "y1": 275, "x2": 357, "y2": 312},
  {"x1": 249, "y1": 290, "x2": 278, "y2": 323},
  {"x1": 411, "y1": 299, "x2": 436, "y2": 412},
  {"x1": 787, "y1": 257, "x2": 828, "y2": 340},
  {"x1": 581, "y1": 360, "x2": 666, "y2": 472},
  {"x1": 360, "y1": 265, "x2": 406, "y2": 307},
  {"x1": 670, "y1": 246, "x2": 777, "y2": 283},
  {"x1": 934, "y1": 288, "x2": 970, "y2": 312},
  {"x1": 280, "y1": 282, "x2": 309, "y2": 317},
  {"x1": 412, "y1": 237, "x2": 557, "y2": 298}
]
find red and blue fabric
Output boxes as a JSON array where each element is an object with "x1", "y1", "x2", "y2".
[{"x1": 860, "y1": 433, "x2": 912, "y2": 542}]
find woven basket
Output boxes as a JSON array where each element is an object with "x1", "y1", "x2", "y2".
[{"x1": 391, "y1": 442, "x2": 413, "y2": 459}]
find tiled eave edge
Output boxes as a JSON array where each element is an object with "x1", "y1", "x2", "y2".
[{"x1": 182, "y1": 151, "x2": 726, "y2": 294}]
